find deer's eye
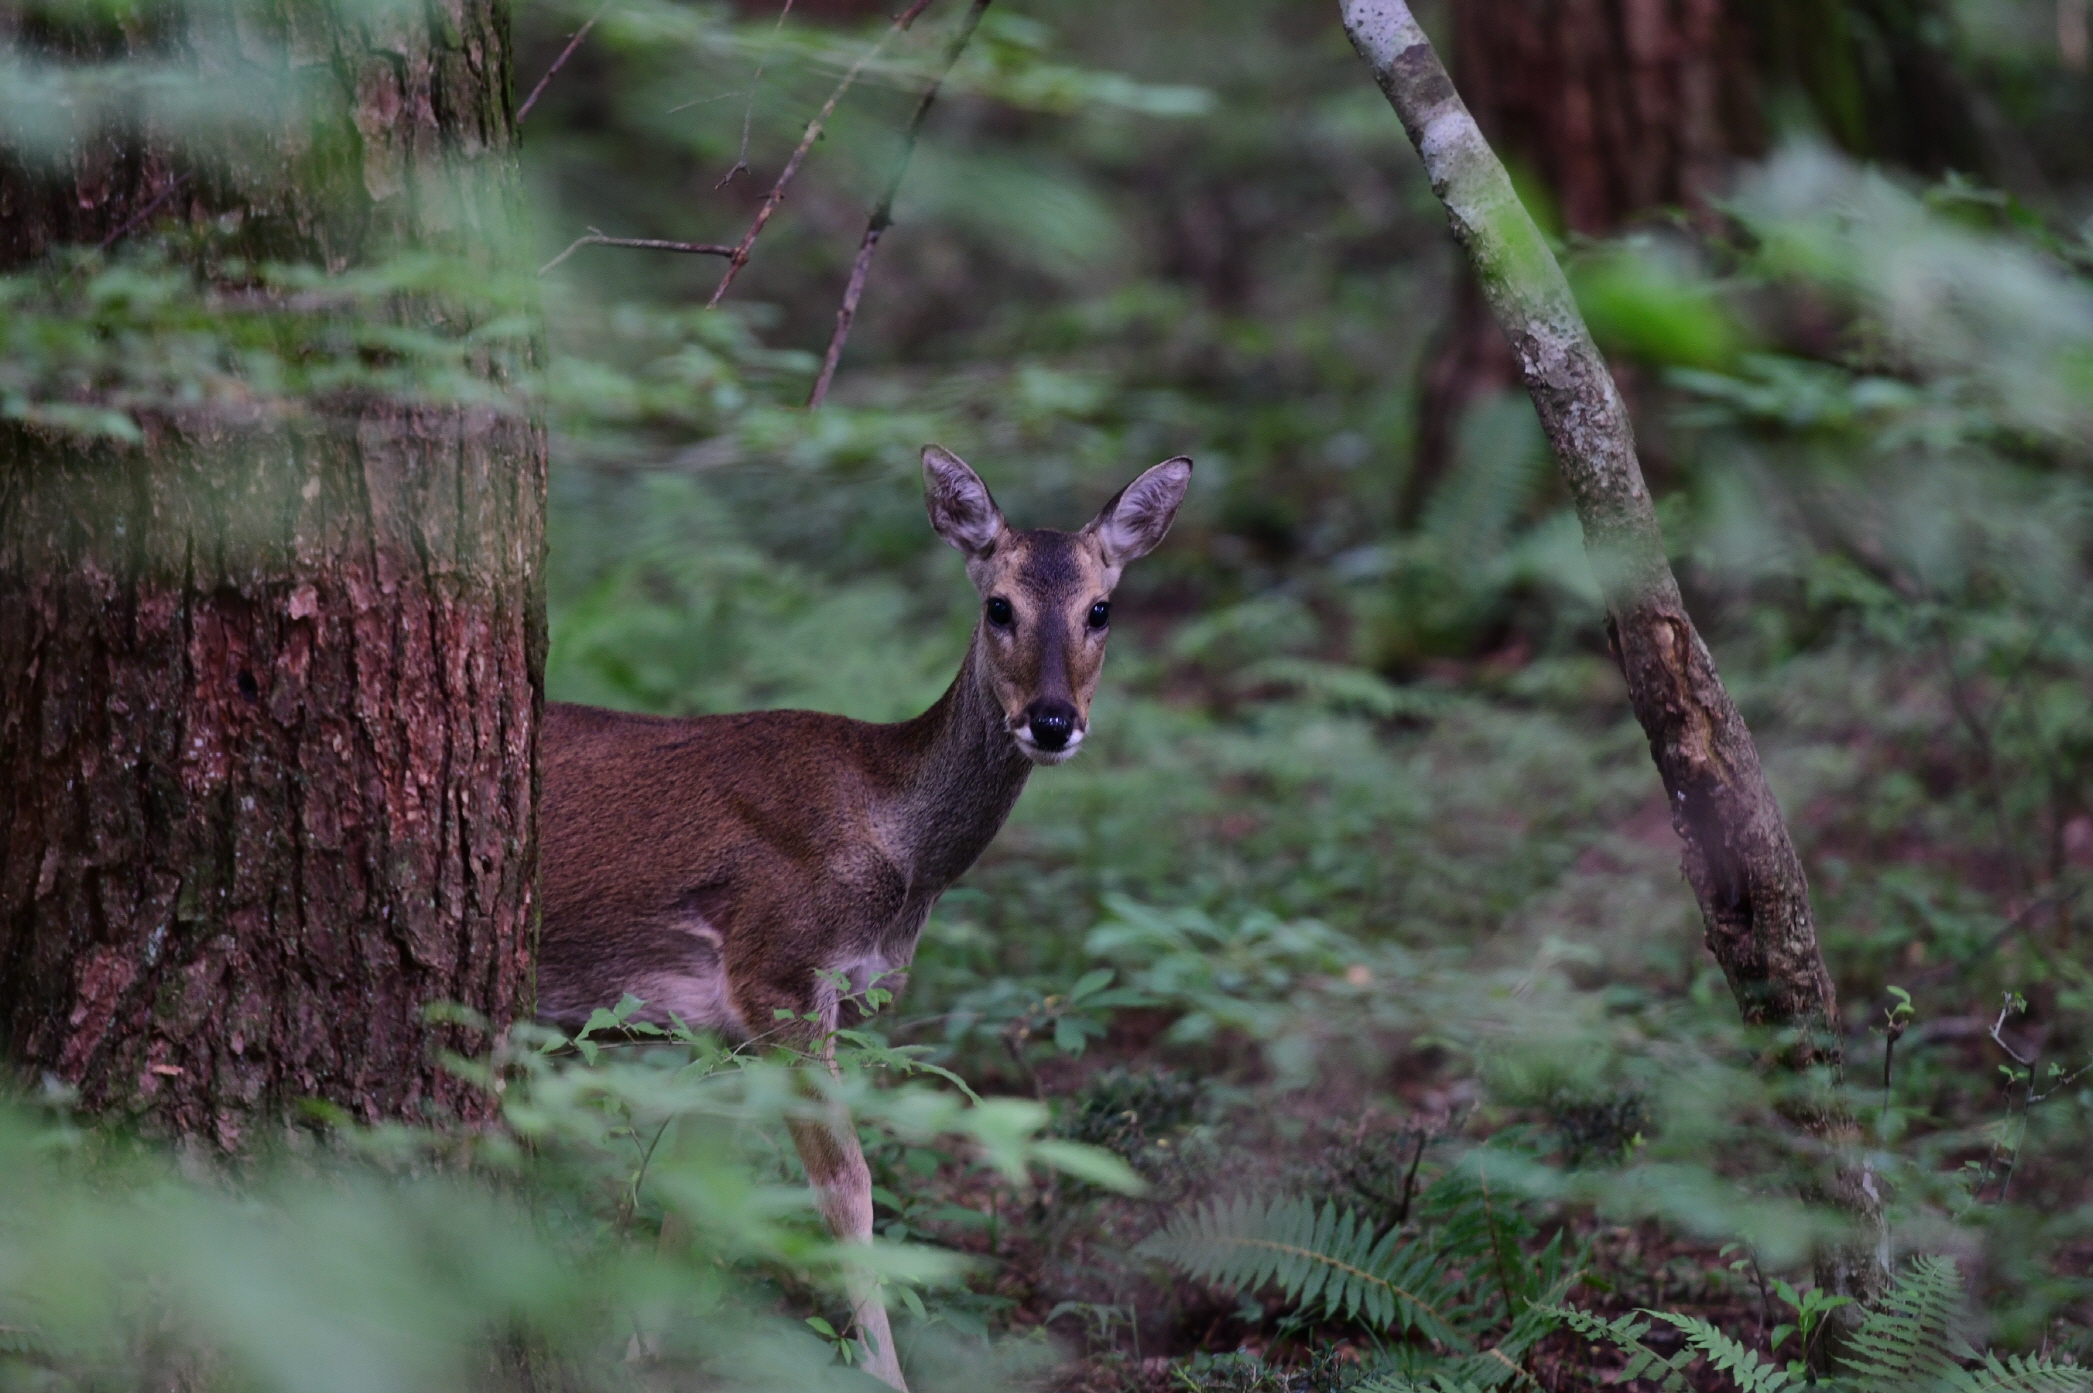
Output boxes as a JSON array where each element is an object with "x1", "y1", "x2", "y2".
[
  {"x1": 985, "y1": 597, "x2": 1014, "y2": 628},
  {"x1": 1087, "y1": 600, "x2": 1111, "y2": 630}
]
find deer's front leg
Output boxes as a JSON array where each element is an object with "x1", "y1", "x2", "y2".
[
  {"x1": 788, "y1": 1110, "x2": 906, "y2": 1390},
  {"x1": 741, "y1": 970, "x2": 909, "y2": 1391}
]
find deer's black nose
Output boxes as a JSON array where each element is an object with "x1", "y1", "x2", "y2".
[{"x1": 1024, "y1": 700, "x2": 1079, "y2": 752}]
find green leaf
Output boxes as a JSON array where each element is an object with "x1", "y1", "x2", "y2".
[
  {"x1": 1028, "y1": 1139, "x2": 1147, "y2": 1195},
  {"x1": 1069, "y1": 968, "x2": 1115, "y2": 1000}
]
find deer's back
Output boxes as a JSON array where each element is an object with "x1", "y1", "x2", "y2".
[{"x1": 538, "y1": 701, "x2": 909, "y2": 1033}]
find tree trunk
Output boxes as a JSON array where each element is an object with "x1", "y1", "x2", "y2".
[
  {"x1": 1409, "y1": 0, "x2": 1762, "y2": 513},
  {"x1": 1342, "y1": 0, "x2": 1887, "y2": 1311},
  {"x1": 0, "y1": 0, "x2": 545, "y2": 1145},
  {"x1": 1454, "y1": 0, "x2": 1760, "y2": 237},
  {"x1": 1411, "y1": 0, "x2": 2028, "y2": 508}
]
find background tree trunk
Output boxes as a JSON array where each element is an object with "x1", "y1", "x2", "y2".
[
  {"x1": 1410, "y1": 0, "x2": 2027, "y2": 511},
  {"x1": 0, "y1": 0, "x2": 545, "y2": 1145},
  {"x1": 1453, "y1": 0, "x2": 1760, "y2": 236},
  {"x1": 1408, "y1": 0, "x2": 1762, "y2": 514}
]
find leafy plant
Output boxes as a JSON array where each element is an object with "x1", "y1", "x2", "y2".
[
  {"x1": 1140, "y1": 1194, "x2": 1475, "y2": 1346},
  {"x1": 1137, "y1": 1155, "x2": 1579, "y2": 1388},
  {"x1": 1549, "y1": 1306, "x2": 1794, "y2": 1392},
  {"x1": 1550, "y1": 1256, "x2": 2093, "y2": 1393},
  {"x1": 1085, "y1": 896, "x2": 1364, "y2": 1046}
]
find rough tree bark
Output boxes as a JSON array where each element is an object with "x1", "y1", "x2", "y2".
[
  {"x1": 1410, "y1": 0, "x2": 2024, "y2": 508},
  {"x1": 1409, "y1": 0, "x2": 1762, "y2": 512},
  {"x1": 0, "y1": 0, "x2": 545, "y2": 1145},
  {"x1": 1340, "y1": 0, "x2": 1887, "y2": 1301}
]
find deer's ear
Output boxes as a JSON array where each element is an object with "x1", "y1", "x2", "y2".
[
  {"x1": 922, "y1": 445, "x2": 1006, "y2": 558},
  {"x1": 1087, "y1": 456, "x2": 1192, "y2": 568}
]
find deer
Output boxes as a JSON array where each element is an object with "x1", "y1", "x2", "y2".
[{"x1": 537, "y1": 445, "x2": 1193, "y2": 1390}]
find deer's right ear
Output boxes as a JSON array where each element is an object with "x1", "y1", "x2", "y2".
[{"x1": 922, "y1": 446, "x2": 1006, "y2": 558}]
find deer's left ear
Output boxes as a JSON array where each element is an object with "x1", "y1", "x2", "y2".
[{"x1": 1087, "y1": 457, "x2": 1192, "y2": 569}]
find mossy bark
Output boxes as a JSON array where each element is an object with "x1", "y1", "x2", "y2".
[
  {"x1": 1340, "y1": 0, "x2": 1887, "y2": 1309},
  {"x1": 0, "y1": 0, "x2": 545, "y2": 1144}
]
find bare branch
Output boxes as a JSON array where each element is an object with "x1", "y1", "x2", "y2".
[
  {"x1": 717, "y1": 0, "x2": 798, "y2": 188},
  {"x1": 707, "y1": 0, "x2": 941, "y2": 310},
  {"x1": 1990, "y1": 995, "x2": 2035, "y2": 1068},
  {"x1": 517, "y1": 1, "x2": 610, "y2": 125},
  {"x1": 808, "y1": 0, "x2": 992, "y2": 408},
  {"x1": 539, "y1": 228, "x2": 736, "y2": 277}
]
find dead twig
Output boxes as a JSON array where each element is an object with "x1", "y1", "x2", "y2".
[
  {"x1": 517, "y1": 1, "x2": 610, "y2": 125},
  {"x1": 807, "y1": 0, "x2": 991, "y2": 407},
  {"x1": 539, "y1": 228, "x2": 736, "y2": 277},
  {"x1": 96, "y1": 174, "x2": 192, "y2": 254},
  {"x1": 706, "y1": 0, "x2": 940, "y2": 309},
  {"x1": 716, "y1": 0, "x2": 797, "y2": 187}
]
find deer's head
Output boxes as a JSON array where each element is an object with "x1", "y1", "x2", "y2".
[{"x1": 923, "y1": 445, "x2": 1192, "y2": 766}]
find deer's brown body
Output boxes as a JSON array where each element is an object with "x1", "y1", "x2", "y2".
[
  {"x1": 538, "y1": 446, "x2": 1191, "y2": 1391},
  {"x1": 539, "y1": 665, "x2": 1031, "y2": 1039}
]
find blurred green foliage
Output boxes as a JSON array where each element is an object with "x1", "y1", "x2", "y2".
[
  {"x1": 6, "y1": 0, "x2": 2093, "y2": 1385},
  {"x1": 0, "y1": 1010, "x2": 1136, "y2": 1391}
]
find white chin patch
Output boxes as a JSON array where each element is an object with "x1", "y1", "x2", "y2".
[{"x1": 1014, "y1": 728, "x2": 1084, "y2": 765}]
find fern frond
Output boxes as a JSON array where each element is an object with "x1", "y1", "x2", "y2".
[
  {"x1": 1421, "y1": 1282, "x2": 1575, "y2": 1390},
  {"x1": 1418, "y1": 1159, "x2": 1539, "y2": 1315},
  {"x1": 1841, "y1": 1254, "x2": 1965, "y2": 1389},
  {"x1": 1427, "y1": 1342, "x2": 1546, "y2": 1390},
  {"x1": 1545, "y1": 1305, "x2": 1705, "y2": 1391},
  {"x1": 1646, "y1": 1311, "x2": 1792, "y2": 1392},
  {"x1": 1937, "y1": 1351, "x2": 2093, "y2": 1393},
  {"x1": 1137, "y1": 1196, "x2": 1474, "y2": 1346}
]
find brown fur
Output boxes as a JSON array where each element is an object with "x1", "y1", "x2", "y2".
[{"x1": 538, "y1": 446, "x2": 1191, "y2": 1390}]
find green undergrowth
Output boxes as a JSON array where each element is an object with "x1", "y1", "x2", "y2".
[
  {"x1": 528, "y1": 128, "x2": 2093, "y2": 1385},
  {"x1": 7, "y1": 0, "x2": 2093, "y2": 1386},
  {"x1": 0, "y1": 1004, "x2": 1138, "y2": 1392}
]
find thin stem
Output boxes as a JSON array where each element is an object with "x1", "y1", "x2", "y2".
[
  {"x1": 1990, "y1": 995, "x2": 2035, "y2": 1068},
  {"x1": 517, "y1": 1, "x2": 609, "y2": 124},
  {"x1": 96, "y1": 174, "x2": 192, "y2": 253},
  {"x1": 1932, "y1": 618, "x2": 2032, "y2": 899},
  {"x1": 629, "y1": 1114, "x2": 677, "y2": 1216},
  {"x1": 1997, "y1": 1046, "x2": 2039, "y2": 1204},
  {"x1": 539, "y1": 230, "x2": 736, "y2": 277},
  {"x1": 1393, "y1": 1128, "x2": 1427, "y2": 1226},
  {"x1": 1473, "y1": 1151, "x2": 1522, "y2": 1321},
  {"x1": 1880, "y1": 1029, "x2": 1899, "y2": 1133},
  {"x1": 717, "y1": 0, "x2": 797, "y2": 187},
  {"x1": 807, "y1": 0, "x2": 993, "y2": 407},
  {"x1": 707, "y1": 0, "x2": 941, "y2": 310},
  {"x1": 1986, "y1": 993, "x2": 2040, "y2": 1204}
]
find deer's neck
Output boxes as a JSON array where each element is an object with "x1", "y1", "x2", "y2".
[{"x1": 885, "y1": 630, "x2": 1033, "y2": 891}]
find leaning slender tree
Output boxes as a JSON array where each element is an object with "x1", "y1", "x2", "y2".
[
  {"x1": 0, "y1": 0, "x2": 544, "y2": 1145},
  {"x1": 1339, "y1": 0, "x2": 1888, "y2": 1306}
]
